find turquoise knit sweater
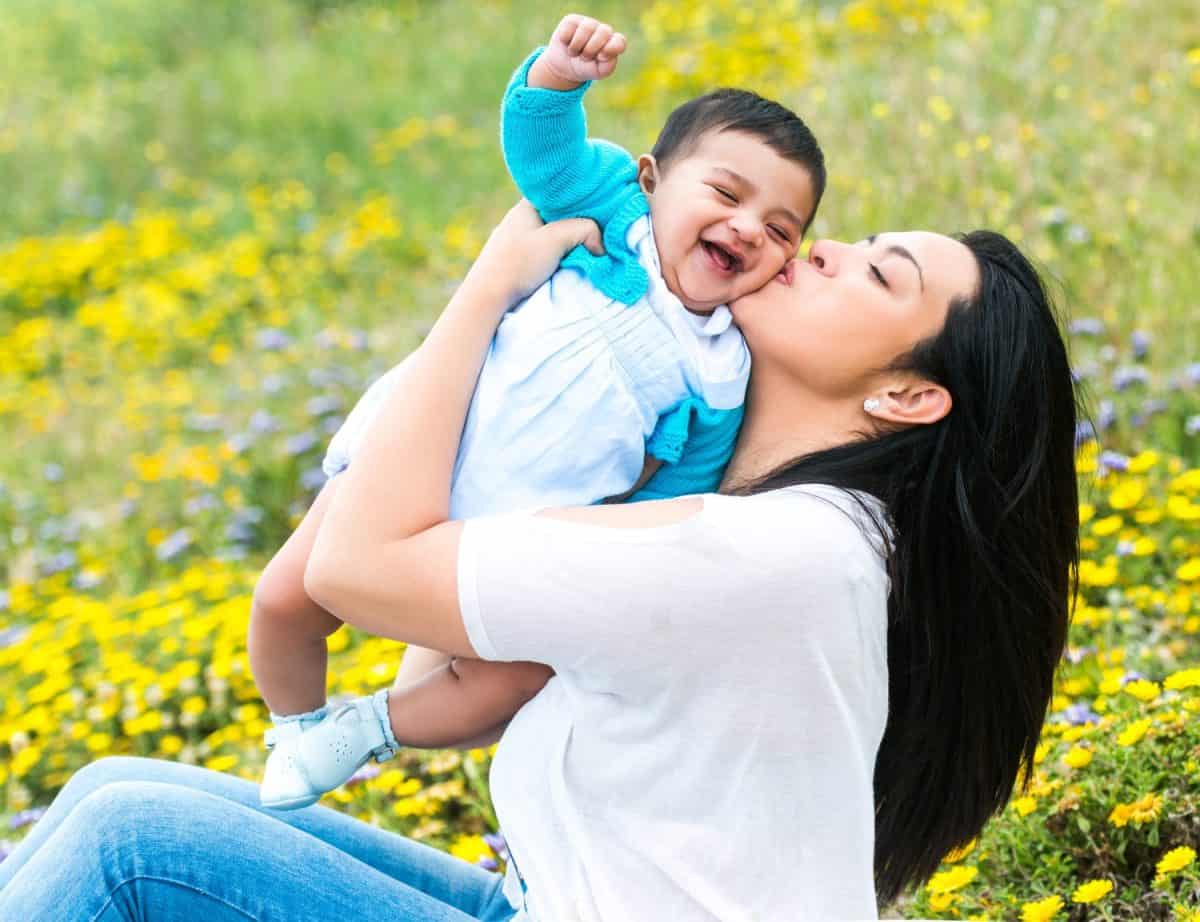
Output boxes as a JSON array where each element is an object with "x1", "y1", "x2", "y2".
[{"x1": 501, "y1": 48, "x2": 744, "y2": 500}]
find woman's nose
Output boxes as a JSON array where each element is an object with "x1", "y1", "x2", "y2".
[{"x1": 808, "y1": 239, "x2": 838, "y2": 275}]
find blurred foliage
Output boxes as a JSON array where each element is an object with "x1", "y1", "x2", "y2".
[{"x1": 1, "y1": 0, "x2": 1199, "y2": 917}]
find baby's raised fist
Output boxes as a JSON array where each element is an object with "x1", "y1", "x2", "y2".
[{"x1": 541, "y1": 14, "x2": 627, "y2": 84}]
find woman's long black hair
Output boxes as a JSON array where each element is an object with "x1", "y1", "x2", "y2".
[{"x1": 738, "y1": 230, "x2": 1080, "y2": 905}]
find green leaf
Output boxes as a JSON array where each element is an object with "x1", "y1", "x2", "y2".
[{"x1": 1077, "y1": 815, "x2": 1092, "y2": 834}]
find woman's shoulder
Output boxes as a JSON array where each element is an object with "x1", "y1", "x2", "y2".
[{"x1": 705, "y1": 484, "x2": 892, "y2": 569}]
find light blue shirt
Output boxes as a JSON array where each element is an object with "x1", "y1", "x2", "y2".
[{"x1": 322, "y1": 49, "x2": 751, "y2": 513}]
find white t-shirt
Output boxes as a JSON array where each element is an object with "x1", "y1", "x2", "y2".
[{"x1": 457, "y1": 485, "x2": 891, "y2": 922}]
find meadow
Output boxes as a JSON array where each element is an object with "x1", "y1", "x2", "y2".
[{"x1": 1, "y1": 0, "x2": 1198, "y2": 918}]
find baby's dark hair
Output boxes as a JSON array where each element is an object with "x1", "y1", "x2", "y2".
[{"x1": 651, "y1": 88, "x2": 826, "y2": 231}]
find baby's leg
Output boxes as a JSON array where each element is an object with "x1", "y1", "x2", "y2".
[
  {"x1": 387, "y1": 658, "x2": 554, "y2": 749},
  {"x1": 248, "y1": 478, "x2": 345, "y2": 716}
]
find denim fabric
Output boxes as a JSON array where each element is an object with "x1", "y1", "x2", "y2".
[{"x1": 0, "y1": 756, "x2": 518, "y2": 922}]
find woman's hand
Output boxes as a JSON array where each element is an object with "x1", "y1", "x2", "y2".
[{"x1": 463, "y1": 200, "x2": 604, "y2": 309}]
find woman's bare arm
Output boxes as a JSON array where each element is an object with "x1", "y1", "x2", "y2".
[{"x1": 304, "y1": 203, "x2": 699, "y2": 656}]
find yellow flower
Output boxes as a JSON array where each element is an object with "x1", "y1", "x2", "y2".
[
  {"x1": 1117, "y1": 718, "x2": 1152, "y2": 747},
  {"x1": 448, "y1": 834, "x2": 493, "y2": 864},
  {"x1": 1013, "y1": 796, "x2": 1039, "y2": 816},
  {"x1": 1062, "y1": 745, "x2": 1093, "y2": 769},
  {"x1": 1124, "y1": 679, "x2": 1161, "y2": 702},
  {"x1": 1157, "y1": 846, "x2": 1197, "y2": 880},
  {"x1": 943, "y1": 839, "x2": 977, "y2": 863},
  {"x1": 1166, "y1": 669, "x2": 1200, "y2": 691},
  {"x1": 1071, "y1": 878, "x2": 1114, "y2": 903},
  {"x1": 1021, "y1": 894, "x2": 1064, "y2": 921},
  {"x1": 928, "y1": 892, "x2": 956, "y2": 912},
  {"x1": 927, "y1": 864, "x2": 978, "y2": 895},
  {"x1": 1109, "y1": 793, "x2": 1163, "y2": 828}
]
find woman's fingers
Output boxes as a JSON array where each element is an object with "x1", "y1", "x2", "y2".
[{"x1": 544, "y1": 216, "x2": 604, "y2": 256}]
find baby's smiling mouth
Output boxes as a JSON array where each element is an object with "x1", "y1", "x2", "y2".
[{"x1": 700, "y1": 240, "x2": 743, "y2": 274}]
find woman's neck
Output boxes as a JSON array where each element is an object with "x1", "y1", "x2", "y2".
[{"x1": 720, "y1": 371, "x2": 863, "y2": 492}]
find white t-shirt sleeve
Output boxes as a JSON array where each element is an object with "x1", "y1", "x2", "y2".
[{"x1": 457, "y1": 487, "x2": 889, "y2": 688}]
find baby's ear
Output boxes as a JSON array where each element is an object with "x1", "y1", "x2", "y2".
[{"x1": 636, "y1": 154, "x2": 660, "y2": 196}]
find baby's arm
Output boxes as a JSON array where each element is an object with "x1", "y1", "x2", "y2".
[
  {"x1": 502, "y1": 15, "x2": 632, "y2": 223},
  {"x1": 385, "y1": 657, "x2": 554, "y2": 749}
]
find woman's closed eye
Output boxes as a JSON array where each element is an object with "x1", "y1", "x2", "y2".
[
  {"x1": 869, "y1": 263, "x2": 890, "y2": 289},
  {"x1": 711, "y1": 185, "x2": 738, "y2": 203}
]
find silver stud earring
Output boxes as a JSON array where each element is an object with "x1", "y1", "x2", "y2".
[{"x1": 863, "y1": 398, "x2": 881, "y2": 413}]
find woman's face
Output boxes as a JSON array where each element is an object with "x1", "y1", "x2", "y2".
[{"x1": 729, "y1": 231, "x2": 980, "y2": 399}]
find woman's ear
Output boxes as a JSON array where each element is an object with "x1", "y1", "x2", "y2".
[
  {"x1": 637, "y1": 154, "x2": 660, "y2": 196},
  {"x1": 870, "y1": 379, "x2": 952, "y2": 426}
]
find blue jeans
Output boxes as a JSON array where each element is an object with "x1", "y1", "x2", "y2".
[{"x1": 0, "y1": 756, "x2": 519, "y2": 921}]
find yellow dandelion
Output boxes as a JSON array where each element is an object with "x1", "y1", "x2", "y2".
[
  {"x1": 1124, "y1": 679, "x2": 1161, "y2": 702},
  {"x1": 927, "y1": 864, "x2": 978, "y2": 895},
  {"x1": 1071, "y1": 878, "x2": 1114, "y2": 903},
  {"x1": 1117, "y1": 718, "x2": 1152, "y2": 747},
  {"x1": 943, "y1": 839, "x2": 977, "y2": 863},
  {"x1": 1013, "y1": 796, "x2": 1039, "y2": 816},
  {"x1": 1166, "y1": 669, "x2": 1200, "y2": 691},
  {"x1": 1157, "y1": 847, "x2": 1197, "y2": 880},
  {"x1": 1063, "y1": 745, "x2": 1093, "y2": 769},
  {"x1": 1021, "y1": 894, "x2": 1064, "y2": 921}
]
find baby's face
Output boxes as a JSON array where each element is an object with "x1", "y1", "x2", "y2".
[{"x1": 642, "y1": 130, "x2": 817, "y2": 313}]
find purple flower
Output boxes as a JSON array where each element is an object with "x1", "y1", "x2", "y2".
[
  {"x1": 186, "y1": 414, "x2": 224, "y2": 432},
  {"x1": 1061, "y1": 703, "x2": 1101, "y2": 726},
  {"x1": 321, "y1": 415, "x2": 344, "y2": 435},
  {"x1": 346, "y1": 762, "x2": 382, "y2": 786},
  {"x1": 42, "y1": 463, "x2": 64, "y2": 483},
  {"x1": 1141, "y1": 398, "x2": 1167, "y2": 416},
  {"x1": 350, "y1": 330, "x2": 370, "y2": 351},
  {"x1": 9, "y1": 807, "x2": 47, "y2": 830},
  {"x1": 1131, "y1": 330, "x2": 1151, "y2": 360},
  {"x1": 0, "y1": 625, "x2": 29, "y2": 648},
  {"x1": 261, "y1": 374, "x2": 285, "y2": 394},
  {"x1": 306, "y1": 395, "x2": 342, "y2": 417},
  {"x1": 0, "y1": 591, "x2": 9, "y2": 613},
  {"x1": 1112, "y1": 366, "x2": 1150, "y2": 391},
  {"x1": 72, "y1": 570, "x2": 103, "y2": 591},
  {"x1": 249, "y1": 410, "x2": 279, "y2": 434},
  {"x1": 256, "y1": 329, "x2": 292, "y2": 351},
  {"x1": 1116, "y1": 540, "x2": 1135, "y2": 557},
  {"x1": 1187, "y1": 416, "x2": 1200, "y2": 437},
  {"x1": 477, "y1": 857, "x2": 499, "y2": 871},
  {"x1": 1069, "y1": 318, "x2": 1105, "y2": 337},
  {"x1": 155, "y1": 528, "x2": 194, "y2": 562},
  {"x1": 1097, "y1": 400, "x2": 1116, "y2": 431},
  {"x1": 1099, "y1": 451, "x2": 1129, "y2": 474},
  {"x1": 0, "y1": 839, "x2": 16, "y2": 863},
  {"x1": 226, "y1": 433, "x2": 255, "y2": 454},
  {"x1": 1074, "y1": 421, "x2": 1097, "y2": 447},
  {"x1": 301, "y1": 467, "x2": 328, "y2": 491},
  {"x1": 40, "y1": 549, "x2": 77, "y2": 577},
  {"x1": 285, "y1": 431, "x2": 319, "y2": 456},
  {"x1": 1064, "y1": 646, "x2": 1094, "y2": 665},
  {"x1": 483, "y1": 832, "x2": 509, "y2": 859},
  {"x1": 1185, "y1": 364, "x2": 1200, "y2": 386},
  {"x1": 1121, "y1": 671, "x2": 1147, "y2": 686},
  {"x1": 185, "y1": 494, "x2": 219, "y2": 517}
]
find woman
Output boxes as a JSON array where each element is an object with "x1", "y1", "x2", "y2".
[{"x1": 0, "y1": 203, "x2": 1079, "y2": 920}]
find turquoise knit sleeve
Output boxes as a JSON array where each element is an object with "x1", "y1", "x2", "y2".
[
  {"x1": 628, "y1": 400, "x2": 745, "y2": 502},
  {"x1": 502, "y1": 47, "x2": 639, "y2": 225},
  {"x1": 501, "y1": 48, "x2": 650, "y2": 304}
]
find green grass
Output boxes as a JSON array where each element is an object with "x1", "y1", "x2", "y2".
[{"x1": 2, "y1": 1, "x2": 1200, "y2": 918}]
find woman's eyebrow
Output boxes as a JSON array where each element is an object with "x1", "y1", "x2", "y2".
[{"x1": 865, "y1": 234, "x2": 925, "y2": 291}]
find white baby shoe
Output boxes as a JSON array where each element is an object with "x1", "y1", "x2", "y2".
[{"x1": 259, "y1": 690, "x2": 398, "y2": 810}]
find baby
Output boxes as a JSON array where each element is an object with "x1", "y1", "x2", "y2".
[{"x1": 250, "y1": 14, "x2": 825, "y2": 809}]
